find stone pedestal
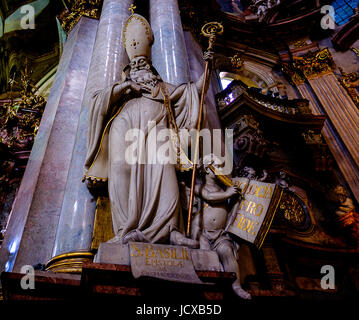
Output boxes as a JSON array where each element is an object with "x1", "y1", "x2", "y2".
[
  {"x1": 0, "y1": 263, "x2": 237, "y2": 301},
  {"x1": 94, "y1": 243, "x2": 223, "y2": 272}
]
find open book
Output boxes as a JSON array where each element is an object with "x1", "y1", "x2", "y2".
[{"x1": 226, "y1": 178, "x2": 283, "y2": 249}]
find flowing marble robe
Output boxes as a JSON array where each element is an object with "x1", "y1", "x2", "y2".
[{"x1": 85, "y1": 80, "x2": 200, "y2": 243}]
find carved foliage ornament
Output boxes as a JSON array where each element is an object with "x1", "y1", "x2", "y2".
[
  {"x1": 0, "y1": 65, "x2": 46, "y2": 151},
  {"x1": 281, "y1": 63, "x2": 306, "y2": 85},
  {"x1": 277, "y1": 191, "x2": 311, "y2": 231},
  {"x1": 59, "y1": 0, "x2": 102, "y2": 33},
  {"x1": 0, "y1": 65, "x2": 46, "y2": 240},
  {"x1": 293, "y1": 48, "x2": 334, "y2": 79},
  {"x1": 230, "y1": 54, "x2": 244, "y2": 72},
  {"x1": 338, "y1": 68, "x2": 359, "y2": 109}
]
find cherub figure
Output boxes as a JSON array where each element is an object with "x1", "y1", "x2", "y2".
[
  {"x1": 241, "y1": 166, "x2": 256, "y2": 179},
  {"x1": 195, "y1": 154, "x2": 251, "y2": 299},
  {"x1": 275, "y1": 171, "x2": 290, "y2": 189}
]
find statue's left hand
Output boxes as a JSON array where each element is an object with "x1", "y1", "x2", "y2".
[{"x1": 226, "y1": 185, "x2": 240, "y2": 197}]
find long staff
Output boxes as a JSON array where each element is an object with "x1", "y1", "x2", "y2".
[{"x1": 186, "y1": 22, "x2": 223, "y2": 237}]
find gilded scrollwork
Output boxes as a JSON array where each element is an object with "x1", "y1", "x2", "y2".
[
  {"x1": 0, "y1": 64, "x2": 46, "y2": 242},
  {"x1": 0, "y1": 66, "x2": 46, "y2": 150},
  {"x1": 338, "y1": 68, "x2": 359, "y2": 109},
  {"x1": 282, "y1": 48, "x2": 335, "y2": 84},
  {"x1": 281, "y1": 62, "x2": 305, "y2": 85},
  {"x1": 230, "y1": 54, "x2": 244, "y2": 72},
  {"x1": 292, "y1": 40, "x2": 307, "y2": 49},
  {"x1": 292, "y1": 48, "x2": 334, "y2": 79},
  {"x1": 302, "y1": 130, "x2": 324, "y2": 145},
  {"x1": 277, "y1": 191, "x2": 308, "y2": 229},
  {"x1": 58, "y1": 0, "x2": 102, "y2": 34}
]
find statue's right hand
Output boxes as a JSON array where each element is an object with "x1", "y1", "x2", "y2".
[{"x1": 124, "y1": 81, "x2": 142, "y2": 96}]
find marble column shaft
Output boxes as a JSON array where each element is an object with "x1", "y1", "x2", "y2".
[
  {"x1": 297, "y1": 82, "x2": 359, "y2": 201},
  {"x1": 0, "y1": 17, "x2": 98, "y2": 273},
  {"x1": 150, "y1": 0, "x2": 190, "y2": 85},
  {"x1": 51, "y1": 0, "x2": 133, "y2": 257},
  {"x1": 308, "y1": 74, "x2": 359, "y2": 162}
]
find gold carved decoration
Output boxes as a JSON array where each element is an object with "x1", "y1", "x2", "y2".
[
  {"x1": 293, "y1": 48, "x2": 334, "y2": 79},
  {"x1": 281, "y1": 63, "x2": 306, "y2": 85},
  {"x1": 338, "y1": 68, "x2": 359, "y2": 108},
  {"x1": 230, "y1": 54, "x2": 244, "y2": 72},
  {"x1": 351, "y1": 47, "x2": 359, "y2": 59},
  {"x1": 278, "y1": 192, "x2": 306, "y2": 227},
  {"x1": 302, "y1": 130, "x2": 324, "y2": 145},
  {"x1": 292, "y1": 40, "x2": 307, "y2": 49},
  {"x1": 0, "y1": 62, "x2": 46, "y2": 150},
  {"x1": 282, "y1": 48, "x2": 334, "y2": 84},
  {"x1": 58, "y1": 0, "x2": 102, "y2": 34},
  {"x1": 0, "y1": 61, "x2": 46, "y2": 246}
]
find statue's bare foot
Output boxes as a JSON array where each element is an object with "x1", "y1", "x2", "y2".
[
  {"x1": 106, "y1": 234, "x2": 124, "y2": 244},
  {"x1": 232, "y1": 280, "x2": 251, "y2": 299},
  {"x1": 106, "y1": 230, "x2": 146, "y2": 244},
  {"x1": 170, "y1": 230, "x2": 199, "y2": 248},
  {"x1": 122, "y1": 230, "x2": 147, "y2": 244}
]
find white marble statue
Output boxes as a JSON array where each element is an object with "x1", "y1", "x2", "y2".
[{"x1": 84, "y1": 13, "x2": 212, "y2": 247}]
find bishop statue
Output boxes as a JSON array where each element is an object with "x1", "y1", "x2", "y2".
[{"x1": 84, "y1": 13, "x2": 212, "y2": 247}]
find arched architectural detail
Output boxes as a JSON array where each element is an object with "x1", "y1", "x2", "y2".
[{"x1": 243, "y1": 61, "x2": 277, "y2": 88}]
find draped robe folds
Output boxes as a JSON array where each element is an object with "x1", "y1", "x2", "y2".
[{"x1": 85, "y1": 81, "x2": 200, "y2": 243}]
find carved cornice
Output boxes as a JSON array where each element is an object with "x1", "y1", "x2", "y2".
[
  {"x1": 293, "y1": 48, "x2": 334, "y2": 79},
  {"x1": 216, "y1": 79, "x2": 326, "y2": 130},
  {"x1": 58, "y1": 0, "x2": 102, "y2": 34},
  {"x1": 281, "y1": 48, "x2": 334, "y2": 84}
]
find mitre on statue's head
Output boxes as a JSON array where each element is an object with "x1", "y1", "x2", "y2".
[{"x1": 122, "y1": 14, "x2": 154, "y2": 60}]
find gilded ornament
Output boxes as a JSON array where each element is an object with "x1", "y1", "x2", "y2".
[
  {"x1": 59, "y1": 0, "x2": 102, "y2": 34},
  {"x1": 292, "y1": 40, "x2": 307, "y2": 48},
  {"x1": 230, "y1": 54, "x2": 244, "y2": 72},
  {"x1": 338, "y1": 68, "x2": 359, "y2": 109},
  {"x1": 302, "y1": 130, "x2": 324, "y2": 145},
  {"x1": 278, "y1": 191, "x2": 306, "y2": 227},
  {"x1": 281, "y1": 62, "x2": 305, "y2": 85},
  {"x1": 351, "y1": 47, "x2": 359, "y2": 59},
  {"x1": 292, "y1": 48, "x2": 334, "y2": 79}
]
